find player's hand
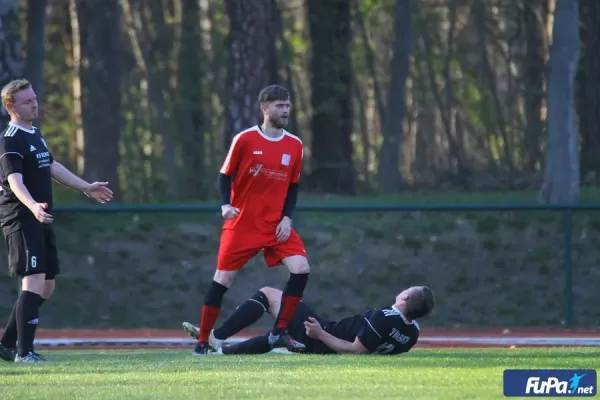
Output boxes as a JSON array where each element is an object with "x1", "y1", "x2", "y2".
[
  {"x1": 30, "y1": 202, "x2": 53, "y2": 224},
  {"x1": 276, "y1": 216, "x2": 292, "y2": 242},
  {"x1": 222, "y1": 204, "x2": 240, "y2": 220},
  {"x1": 84, "y1": 182, "x2": 114, "y2": 204},
  {"x1": 304, "y1": 316, "x2": 324, "y2": 339}
]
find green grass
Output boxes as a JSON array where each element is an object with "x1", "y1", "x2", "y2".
[{"x1": 0, "y1": 348, "x2": 598, "y2": 399}]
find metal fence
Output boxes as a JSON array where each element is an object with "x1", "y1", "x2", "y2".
[{"x1": 51, "y1": 202, "x2": 600, "y2": 328}]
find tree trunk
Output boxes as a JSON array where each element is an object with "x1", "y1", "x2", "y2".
[
  {"x1": 376, "y1": 0, "x2": 415, "y2": 191},
  {"x1": 68, "y1": 0, "x2": 84, "y2": 174},
  {"x1": 176, "y1": 0, "x2": 206, "y2": 199},
  {"x1": 306, "y1": 0, "x2": 355, "y2": 194},
  {"x1": 223, "y1": 0, "x2": 274, "y2": 148},
  {"x1": 0, "y1": 0, "x2": 22, "y2": 127},
  {"x1": 522, "y1": 0, "x2": 545, "y2": 171},
  {"x1": 577, "y1": 0, "x2": 600, "y2": 185},
  {"x1": 540, "y1": 0, "x2": 580, "y2": 204},
  {"x1": 24, "y1": 0, "x2": 46, "y2": 127},
  {"x1": 75, "y1": 0, "x2": 122, "y2": 199}
]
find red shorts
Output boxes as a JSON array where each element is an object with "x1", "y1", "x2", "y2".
[{"x1": 216, "y1": 229, "x2": 307, "y2": 271}]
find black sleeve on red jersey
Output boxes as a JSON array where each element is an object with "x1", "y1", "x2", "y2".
[
  {"x1": 0, "y1": 137, "x2": 25, "y2": 180},
  {"x1": 282, "y1": 183, "x2": 299, "y2": 219},
  {"x1": 356, "y1": 310, "x2": 388, "y2": 353},
  {"x1": 217, "y1": 173, "x2": 232, "y2": 205}
]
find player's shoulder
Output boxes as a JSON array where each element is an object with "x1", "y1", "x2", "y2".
[
  {"x1": 0, "y1": 124, "x2": 28, "y2": 146},
  {"x1": 232, "y1": 126, "x2": 260, "y2": 143},
  {"x1": 2, "y1": 124, "x2": 21, "y2": 138},
  {"x1": 378, "y1": 306, "x2": 419, "y2": 329},
  {"x1": 283, "y1": 130, "x2": 303, "y2": 146}
]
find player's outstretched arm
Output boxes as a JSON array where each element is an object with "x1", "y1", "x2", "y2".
[
  {"x1": 50, "y1": 161, "x2": 113, "y2": 203},
  {"x1": 304, "y1": 317, "x2": 369, "y2": 354}
]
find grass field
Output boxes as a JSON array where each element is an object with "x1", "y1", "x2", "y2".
[{"x1": 0, "y1": 348, "x2": 598, "y2": 399}]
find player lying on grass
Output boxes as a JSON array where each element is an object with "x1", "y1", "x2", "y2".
[{"x1": 182, "y1": 285, "x2": 434, "y2": 355}]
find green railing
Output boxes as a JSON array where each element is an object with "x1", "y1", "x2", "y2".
[{"x1": 54, "y1": 202, "x2": 600, "y2": 327}]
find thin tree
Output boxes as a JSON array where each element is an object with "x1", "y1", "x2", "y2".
[{"x1": 540, "y1": 0, "x2": 580, "y2": 204}]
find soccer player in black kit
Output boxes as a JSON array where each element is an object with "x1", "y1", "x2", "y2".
[
  {"x1": 183, "y1": 285, "x2": 434, "y2": 355},
  {"x1": 0, "y1": 79, "x2": 113, "y2": 363}
]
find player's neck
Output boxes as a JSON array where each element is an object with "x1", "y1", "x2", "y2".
[
  {"x1": 10, "y1": 118, "x2": 33, "y2": 130},
  {"x1": 260, "y1": 122, "x2": 283, "y2": 138}
]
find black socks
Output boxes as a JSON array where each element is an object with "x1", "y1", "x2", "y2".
[
  {"x1": 16, "y1": 291, "x2": 42, "y2": 357},
  {"x1": 2, "y1": 294, "x2": 45, "y2": 350},
  {"x1": 213, "y1": 290, "x2": 269, "y2": 340}
]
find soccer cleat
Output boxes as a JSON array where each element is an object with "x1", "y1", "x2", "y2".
[
  {"x1": 14, "y1": 351, "x2": 48, "y2": 363},
  {"x1": 182, "y1": 321, "x2": 199, "y2": 340},
  {"x1": 192, "y1": 341, "x2": 209, "y2": 356},
  {"x1": 208, "y1": 330, "x2": 224, "y2": 352},
  {"x1": 268, "y1": 329, "x2": 306, "y2": 353},
  {"x1": 183, "y1": 322, "x2": 224, "y2": 352},
  {"x1": 0, "y1": 343, "x2": 16, "y2": 362}
]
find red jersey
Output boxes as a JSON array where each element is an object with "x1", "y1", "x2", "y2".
[{"x1": 220, "y1": 126, "x2": 303, "y2": 234}]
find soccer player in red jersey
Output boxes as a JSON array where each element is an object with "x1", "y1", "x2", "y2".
[{"x1": 191, "y1": 85, "x2": 310, "y2": 355}]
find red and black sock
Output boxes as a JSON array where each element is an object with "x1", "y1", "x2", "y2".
[
  {"x1": 213, "y1": 290, "x2": 269, "y2": 340},
  {"x1": 274, "y1": 272, "x2": 309, "y2": 331},
  {"x1": 198, "y1": 281, "x2": 228, "y2": 343}
]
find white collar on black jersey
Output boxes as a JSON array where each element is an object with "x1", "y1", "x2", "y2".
[
  {"x1": 9, "y1": 122, "x2": 36, "y2": 134},
  {"x1": 392, "y1": 305, "x2": 419, "y2": 329}
]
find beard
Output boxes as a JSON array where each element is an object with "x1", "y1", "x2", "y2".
[{"x1": 269, "y1": 115, "x2": 288, "y2": 129}]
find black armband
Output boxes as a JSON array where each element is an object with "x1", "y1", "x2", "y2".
[
  {"x1": 282, "y1": 183, "x2": 299, "y2": 219},
  {"x1": 217, "y1": 173, "x2": 232, "y2": 205}
]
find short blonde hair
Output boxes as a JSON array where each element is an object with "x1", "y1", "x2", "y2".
[{"x1": 1, "y1": 79, "x2": 32, "y2": 109}]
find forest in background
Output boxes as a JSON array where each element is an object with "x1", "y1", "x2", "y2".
[{"x1": 0, "y1": 0, "x2": 596, "y2": 204}]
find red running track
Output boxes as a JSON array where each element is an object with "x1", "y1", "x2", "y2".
[{"x1": 18, "y1": 327, "x2": 600, "y2": 350}]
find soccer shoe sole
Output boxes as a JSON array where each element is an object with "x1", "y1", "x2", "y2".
[
  {"x1": 268, "y1": 333, "x2": 307, "y2": 353},
  {"x1": 182, "y1": 322, "x2": 223, "y2": 352},
  {"x1": 182, "y1": 322, "x2": 200, "y2": 340}
]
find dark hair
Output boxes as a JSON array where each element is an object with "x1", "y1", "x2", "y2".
[
  {"x1": 404, "y1": 286, "x2": 435, "y2": 320},
  {"x1": 258, "y1": 85, "x2": 290, "y2": 103}
]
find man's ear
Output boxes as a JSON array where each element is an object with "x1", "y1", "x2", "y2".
[{"x1": 259, "y1": 102, "x2": 268, "y2": 113}]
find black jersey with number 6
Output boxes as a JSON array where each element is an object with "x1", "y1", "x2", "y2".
[
  {"x1": 323, "y1": 306, "x2": 420, "y2": 355},
  {"x1": 0, "y1": 123, "x2": 54, "y2": 234}
]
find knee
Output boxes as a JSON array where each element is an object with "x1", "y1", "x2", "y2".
[
  {"x1": 283, "y1": 255, "x2": 310, "y2": 274},
  {"x1": 21, "y1": 274, "x2": 46, "y2": 295},
  {"x1": 291, "y1": 261, "x2": 310, "y2": 274},
  {"x1": 259, "y1": 286, "x2": 282, "y2": 302},
  {"x1": 213, "y1": 270, "x2": 236, "y2": 288},
  {"x1": 43, "y1": 279, "x2": 55, "y2": 300}
]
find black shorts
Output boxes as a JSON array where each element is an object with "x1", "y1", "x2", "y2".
[
  {"x1": 287, "y1": 301, "x2": 336, "y2": 354},
  {"x1": 5, "y1": 225, "x2": 59, "y2": 280}
]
